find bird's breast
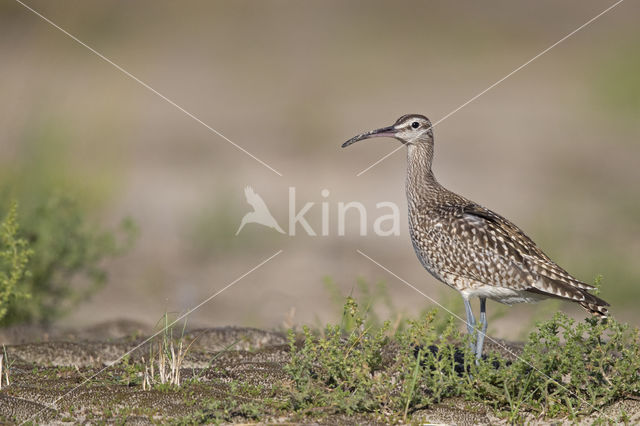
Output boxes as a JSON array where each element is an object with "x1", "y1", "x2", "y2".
[{"x1": 408, "y1": 213, "x2": 451, "y2": 281}]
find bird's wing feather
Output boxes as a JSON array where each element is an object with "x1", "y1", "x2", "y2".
[
  {"x1": 426, "y1": 203, "x2": 597, "y2": 301},
  {"x1": 460, "y1": 204, "x2": 596, "y2": 291},
  {"x1": 424, "y1": 204, "x2": 531, "y2": 290},
  {"x1": 423, "y1": 202, "x2": 608, "y2": 315}
]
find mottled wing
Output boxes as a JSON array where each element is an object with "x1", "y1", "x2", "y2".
[
  {"x1": 427, "y1": 203, "x2": 608, "y2": 314},
  {"x1": 422, "y1": 203, "x2": 532, "y2": 290},
  {"x1": 461, "y1": 204, "x2": 596, "y2": 291}
]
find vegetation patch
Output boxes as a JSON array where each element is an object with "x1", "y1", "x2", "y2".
[
  {"x1": 0, "y1": 194, "x2": 135, "y2": 326},
  {"x1": 1, "y1": 298, "x2": 639, "y2": 424},
  {"x1": 0, "y1": 202, "x2": 33, "y2": 323},
  {"x1": 286, "y1": 297, "x2": 640, "y2": 423}
]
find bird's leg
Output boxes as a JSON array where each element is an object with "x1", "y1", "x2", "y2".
[
  {"x1": 463, "y1": 297, "x2": 477, "y2": 355},
  {"x1": 475, "y1": 297, "x2": 488, "y2": 359}
]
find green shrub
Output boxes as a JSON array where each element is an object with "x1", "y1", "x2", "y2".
[
  {"x1": 286, "y1": 297, "x2": 640, "y2": 422},
  {"x1": 286, "y1": 297, "x2": 472, "y2": 419},
  {"x1": 474, "y1": 313, "x2": 640, "y2": 422},
  {"x1": 0, "y1": 194, "x2": 136, "y2": 326},
  {"x1": 0, "y1": 202, "x2": 33, "y2": 323}
]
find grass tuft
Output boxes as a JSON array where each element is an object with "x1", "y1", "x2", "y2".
[{"x1": 142, "y1": 314, "x2": 197, "y2": 390}]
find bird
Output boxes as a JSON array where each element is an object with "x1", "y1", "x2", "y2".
[
  {"x1": 342, "y1": 114, "x2": 609, "y2": 358},
  {"x1": 235, "y1": 186, "x2": 285, "y2": 235}
]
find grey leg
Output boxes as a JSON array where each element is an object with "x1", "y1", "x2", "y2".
[
  {"x1": 475, "y1": 297, "x2": 488, "y2": 359},
  {"x1": 463, "y1": 297, "x2": 477, "y2": 354}
]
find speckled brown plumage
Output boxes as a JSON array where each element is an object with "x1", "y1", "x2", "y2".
[
  {"x1": 401, "y1": 114, "x2": 608, "y2": 316},
  {"x1": 343, "y1": 113, "x2": 609, "y2": 356}
]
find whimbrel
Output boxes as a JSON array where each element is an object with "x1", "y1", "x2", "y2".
[{"x1": 342, "y1": 114, "x2": 609, "y2": 357}]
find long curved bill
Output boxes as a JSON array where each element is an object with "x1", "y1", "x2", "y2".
[{"x1": 342, "y1": 125, "x2": 397, "y2": 148}]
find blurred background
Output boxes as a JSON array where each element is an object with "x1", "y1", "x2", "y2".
[{"x1": 1, "y1": 0, "x2": 638, "y2": 340}]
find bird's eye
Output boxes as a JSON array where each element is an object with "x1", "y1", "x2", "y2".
[{"x1": 411, "y1": 121, "x2": 420, "y2": 129}]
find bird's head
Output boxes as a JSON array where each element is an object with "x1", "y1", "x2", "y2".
[{"x1": 342, "y1": 114, "x2": 433, "y2": 148}]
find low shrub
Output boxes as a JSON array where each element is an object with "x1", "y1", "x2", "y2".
[
  {"x1": 286, "y1": 297, "x2": 640, "y2": 422},
  {"x1": 0, "y1": 194, "x2": 136, "y2": 326},
  {"x1": 0, "y1": 202, "x2": 33, "y2": 323}
]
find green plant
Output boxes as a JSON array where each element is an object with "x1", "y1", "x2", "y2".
[
  {"x1": 286, "y1": 297, "x2": 640, "y2": 422},
  {"x1": 323, "y1": 277, "x2": 472, "y2": 336},
  {"x1": 1, "y1": 193, "x2": 136, "y2": 325},
  {"x1": 323, "y1": 277, "x2": 400, "y2": 333},
  {"x1": 473, "y1": 313, "x2": 640, "y2": 422},
  {"x1": 286, "y1": 297, "x2": 472, "y2": 418},
  {"x1": 0, "y1": 202, "x2": 33, "y2": 323}
]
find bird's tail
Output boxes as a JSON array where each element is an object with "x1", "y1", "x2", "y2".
[
  {"x1": 534, "y1": 277, "x2": 610, "y2": 318},
  {"x1": 579, "y1": 297, "x2": 609, "y2": 318}
]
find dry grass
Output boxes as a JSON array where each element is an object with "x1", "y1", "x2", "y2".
[
  {"x1": 0, "y1": 345, "x2": 12, "y2": 390},
  {"x1": 141, "y1": 315, "x2": 197, "y2": 390}
]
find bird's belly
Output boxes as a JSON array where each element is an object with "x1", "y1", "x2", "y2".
[{"x1": 460, "y1": 285, "x2": 545, "y2": 305}]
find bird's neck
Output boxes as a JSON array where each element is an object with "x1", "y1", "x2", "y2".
[{"x1": 406, "y1": 143, "x2": 442, "y2": 207}]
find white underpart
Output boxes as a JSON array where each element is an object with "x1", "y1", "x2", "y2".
[{"x1": 461, "y1": 285, "x2": 546, "y2": 305}]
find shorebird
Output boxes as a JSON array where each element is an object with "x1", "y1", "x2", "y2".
[
  {"x1": 342, "y1": 114, "x2": 609, "y2": 358},
  {"x1": 236, "y1": 186, "x2": 285, "y2": 235}
]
